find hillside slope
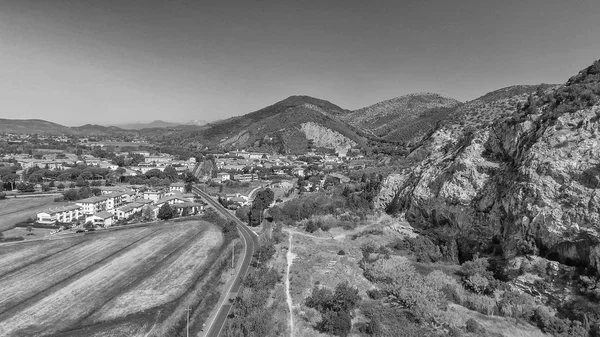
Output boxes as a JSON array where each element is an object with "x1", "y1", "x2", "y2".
[
  {"x1": 0, "y1": 119, "x2": 74, "y2": 135},
  {"x1": 160, "y1": 96, "x2": 366, "y2": 154},
  {"x1": 341, "y1": 93, "x2": 461, "y2": 143},
  {"x1": 376, "y1": 59, "x2": 600, "y2": 273}
]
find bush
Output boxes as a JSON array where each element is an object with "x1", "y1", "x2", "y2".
[
  {"x1": 306, "y1": 282, "x2": 361, "y2": 336},
  {"x1": 253, "y1": 241, "x2": 276, "y2": 265},
  {"x1": 306, "y1": 220, "x2": 319, "y2": 233},
  {"x1": 0, "y1": 192, "x2": 6, "y2": 200},
  {"x1": 466, "y1": 318, "x2": 485, "y2": 334},
  {"x1": 338, "y1": 249, "x2": 346, "y2": 255},
  {"x1": 318, "y1": 310, "x2": 352, "y2": 337},
  {"x1": 367, "y1": 289, "x2": 384, "y2": 300}
]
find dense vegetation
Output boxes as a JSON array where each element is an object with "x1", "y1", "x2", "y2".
[
  {"x1": 222, "y1": 239, "x2": 284, "y2": 337},
  {"x1": 356, "y1": 239, "x2": 596, "y2": 337},
  {"x1": 305, "y1": 282, "x2": 361, "y2": 337}
]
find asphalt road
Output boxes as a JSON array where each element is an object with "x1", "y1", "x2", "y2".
[{"x1": 192, "y1": 186, "x2": 258, "y2": 337}]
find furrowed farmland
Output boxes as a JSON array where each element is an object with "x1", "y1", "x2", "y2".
[{"x1": 0, "y1": 220, "x2": 226, "y2": 337}]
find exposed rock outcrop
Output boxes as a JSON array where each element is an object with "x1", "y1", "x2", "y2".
[
  {"x1": 300, "y1": 122, "x2": 357, "y2": 152},
  {"x1": 377, "y1": 60, "x2": 600, "y2": 272}
]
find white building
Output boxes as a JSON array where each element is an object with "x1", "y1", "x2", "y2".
[
  {"x1": 76, "y1": 196, "x2": 109, "y2": 215},
  {"x1": 115, "y1": 202, "x2": 144, "y2": 220},
  {"x1": 169, "y1": 182, "x2": 185, "y2": 193},
  {"x1": 36, "y1": 205, "x2": 82, "y2": 224},
  {"x1": 85, "y1": 211, "x2": 114, "y2": 228}
]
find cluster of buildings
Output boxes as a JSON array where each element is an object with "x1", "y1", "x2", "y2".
[{"x1": 36, "y1": 187, "x2": 204, "y2": 228}]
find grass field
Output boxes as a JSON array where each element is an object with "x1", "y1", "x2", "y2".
[
  {"x1": 0, "y1": 220, "x2": 224, "y2": 337},
  {"x1": 0, "y1": 197, "x2": 59, "y2": 232}
]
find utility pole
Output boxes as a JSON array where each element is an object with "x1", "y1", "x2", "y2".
[{"x1": 185, "y1": 306, "x2": 191, "y2": 337}]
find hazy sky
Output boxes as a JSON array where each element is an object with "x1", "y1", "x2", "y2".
[{"x1": 1, "y1": 0, "x2": 599, "y2": 126}]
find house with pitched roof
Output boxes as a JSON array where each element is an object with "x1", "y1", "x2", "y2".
[{"x1": 85, "y1": 211, "x2": 114, "y2": 227}]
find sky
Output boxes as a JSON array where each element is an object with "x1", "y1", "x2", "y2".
[{"x1": 1, "y1": 0, "x2": 599, "y2": 126}]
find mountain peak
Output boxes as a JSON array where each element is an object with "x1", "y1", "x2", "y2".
[{"x1": 272, "y1": 95, "x2": 347, "y2": 113}]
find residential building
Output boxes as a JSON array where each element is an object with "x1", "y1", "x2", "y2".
[
  {"x1": 115, "y1": 202, "x2": 144, "y2": 220},
  {"x1": 217, "y1": 172, "x2": 231, "y2": 183},
  {"x1": 85, "y1": 211, "x2": 114, "y2": 228},
  {"x1": 292, "y1": 168, "x2": 305, "y2": 177},
  {"x1": 36, "y1": 205, "x2": 82, "y2": 224},
  {"x1": 143, "y1": 190, "x2": 165, "y2": 203},
  {"x1": 233, "y1": 173, "x2": 258, "y2": 182},
  {"x1": 144, "y1": 155, "x2": 173, "y2": 164},
  {"x1": 169, "y1": 182, "x2": 185, "y2": 193},
  {"x1": 76, "y1": 196, "x2": 109, "y2": 215}
]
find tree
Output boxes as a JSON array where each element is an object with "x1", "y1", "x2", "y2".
[
  {"x1": 16, "y1": 182, "x2": 35, "y2": 193},
  {"x1": 142, "y1": 206, "x2": 154, "y2": 221},
  {"x1": 157, "y1": 203, "x2": 174, "y2": 220},
  {"x1": 163, "y1": 165, "x2": 178, "y2": 181},
  {"x1": 253, "y1": 241, "x2": 276, "y2": 265},
  {"x1": 4, "y1": 173, "x2": 20, "y2": 190},
  {"x1": 63, "y1": 189, "x2": 79, "y2": 201}
]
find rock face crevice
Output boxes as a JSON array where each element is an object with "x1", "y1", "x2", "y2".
[{"x1": 376, "y1": 61, "x2": 600, "y2": 272}]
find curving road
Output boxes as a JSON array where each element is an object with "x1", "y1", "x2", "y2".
[{"x1": 192, "y1": 186, "x2": 258, "y2": 337}]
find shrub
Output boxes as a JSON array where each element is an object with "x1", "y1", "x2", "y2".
[
  {"x1": 466, "y1": 318, "x2": 485, "y2": 334},
  {"x1": 306, "y1": 220, "x2": 319, "y2": 233},
  {"x1": 367, "y1": 289, "x2": 384, "y2": 300},
  {"x1": 318, "y1": 310, "x2": 352, "y2": 337},
  {"x1": 338, "y1": 249, "x2": 346, "y2": 255},
  {"x1": 306, "y1": 282, "x2": 361, "y2": 336}
]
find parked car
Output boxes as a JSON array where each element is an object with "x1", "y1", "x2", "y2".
[{"x1": 76, "y1": 229, "x2": 85, "y2": 233}]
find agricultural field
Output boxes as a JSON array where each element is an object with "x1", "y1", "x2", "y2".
[
  {"x1": 0, "y1": 220, "x2": 224, "y2": 336},
  {"x1": 0, "y1": 196, "x2": 59, "y2": 232}
]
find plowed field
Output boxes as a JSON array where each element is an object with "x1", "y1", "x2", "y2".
[{"x1": 0, "y1": 220, "x2": 223, "y2": 337}]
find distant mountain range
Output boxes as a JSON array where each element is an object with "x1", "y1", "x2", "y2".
[
  {"x1": 110, "y1": 119, "x2": 208, "y2": 130},
  {"x1": 0, "y1": 86, "x2": 561, "y2": 153}
]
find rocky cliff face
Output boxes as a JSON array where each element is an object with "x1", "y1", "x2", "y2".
[
  {"x1": 376, "y1": 60, "x2": 600, "y2": 272},
  {"x1": 300, "y1": 122, "x2": 357, "y2": 152}
]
